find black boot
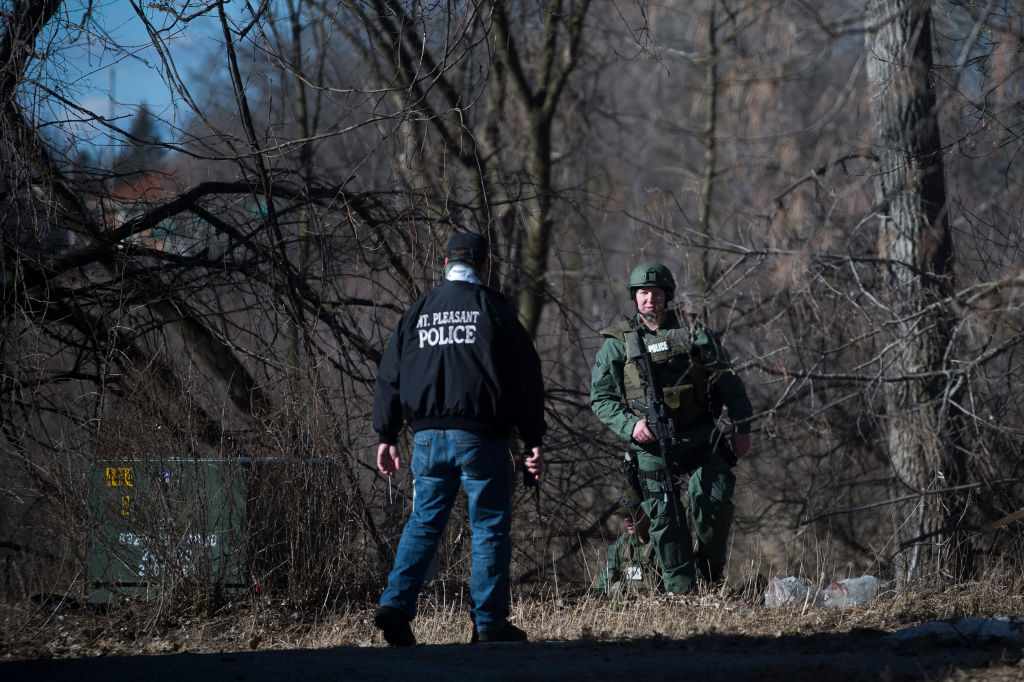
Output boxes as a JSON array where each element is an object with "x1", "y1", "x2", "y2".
[
  {"x1": 374, "y1": 605, "x2": 416, "y2": 646},
  {"x1": 470, "y1": 622, "x2": 528, "y2": 643}
]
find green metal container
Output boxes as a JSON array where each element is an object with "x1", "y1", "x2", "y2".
[{"x1": 88, "y1": 458, "x2": 253, "y2": 604}]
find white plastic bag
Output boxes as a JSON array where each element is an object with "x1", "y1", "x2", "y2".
[
  {"x1": 765, "y1": 574, "x2": 881, "y2": 608},
  {"x1": 764, "y1": 576, "x2": 818, "y2": 607},
  {"x1": 822, "y1": 575, "x2": 879, "y2": 608}
]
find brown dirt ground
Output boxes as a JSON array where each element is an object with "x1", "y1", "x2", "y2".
[{"x1": 2, "y1": 591, "x2": 1022, "y2": 682}]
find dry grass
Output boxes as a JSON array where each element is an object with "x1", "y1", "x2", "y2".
[{"x1": 3, "y1": 576, "x2": 1022, "y2": 660}]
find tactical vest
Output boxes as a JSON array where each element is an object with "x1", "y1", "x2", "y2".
[{"x1": 600, "y1": 318, "x2": 712, "y2": 428}]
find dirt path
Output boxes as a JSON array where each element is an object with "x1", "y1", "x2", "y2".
[{"x1": 4, "y1": 629, "x2": 1022, "y2": 682}]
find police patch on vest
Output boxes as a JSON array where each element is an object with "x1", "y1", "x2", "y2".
[
  {"x1": 621, "y1": 327, "x2": 711, "y2": 427},
  {"x1": 416, "y1": 310, "x2": 481, "y2": 348}
]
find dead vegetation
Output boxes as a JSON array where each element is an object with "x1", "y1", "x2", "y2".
[
  {"x1": 3, "y1": 7, "x2": 1024, "y2": 682},
  {"x1": 3, "y1": 574, "x2": 1022, "y2": 660}
]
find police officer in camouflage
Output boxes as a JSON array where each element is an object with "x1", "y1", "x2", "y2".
[{"x1": 590, "y1": 262, "x2": 752, "y2": 593}]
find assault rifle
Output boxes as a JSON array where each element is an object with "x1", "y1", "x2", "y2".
[{"x1": 626, "y1": 327, "x2": 686, "y2": 528}]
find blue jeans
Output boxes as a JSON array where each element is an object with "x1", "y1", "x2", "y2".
[{"x1": 379, "y1": 429, "x2": 511, "y2": 629}]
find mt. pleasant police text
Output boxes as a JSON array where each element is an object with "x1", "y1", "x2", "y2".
[{"x1": 416, "y1": 310, "x2": 482, "y2": 348}]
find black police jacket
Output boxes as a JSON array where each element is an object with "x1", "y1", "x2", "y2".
[{"x1": 372, "y1": 279, "x2": 547, "y2": 447}]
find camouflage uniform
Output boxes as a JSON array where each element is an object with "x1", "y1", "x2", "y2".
[
  {"x1": 595, "y1": 529, "x2": 660, "y2": 596},
  {"x1": 590, "y1": 307, "x2": 752, "y2": 593}
]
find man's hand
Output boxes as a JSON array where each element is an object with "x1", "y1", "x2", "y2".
[
  {"x1": 525, "y1": 445, "x2": 545, "y2": 479},
  {"x1": 633, "y1": 511, "x2": 651, "y2": 543},
  {"x1": 623, "y1": 513, "x2": 651, "y2": 542},
  {"x1": 377, "y1": 443, "x2": 400, "y2": 476},
  {"x1": 631, "y1": 418, "x2": 656, "y2": 446},
  {"x1": 731, "y1": 432, "x2": 751, "y2": 459}
]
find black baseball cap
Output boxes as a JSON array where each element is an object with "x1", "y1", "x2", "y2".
[{"x1": 445, "y1": 232, "x2": 488, "y2": 264}]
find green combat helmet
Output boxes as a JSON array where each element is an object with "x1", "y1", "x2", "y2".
[{"x1": 627, "y1": 262, "x2": 676, "y2": 301}]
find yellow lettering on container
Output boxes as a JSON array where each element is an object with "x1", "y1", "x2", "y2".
[{"x1": 105, "y1": 467, "x2": 134, "y2": 487}]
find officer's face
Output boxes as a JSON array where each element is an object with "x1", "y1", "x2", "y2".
[{"x1": 634, "y1": 287, "x2": 666, "y2": 316}]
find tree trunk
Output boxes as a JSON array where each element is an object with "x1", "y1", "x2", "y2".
[
  {"x1": 490, "y1": 0, "x2": 592, "y2": 337},
  {"x1": 865, "y1": 0, "x2": 970, "y2": 584},
  {"x1": 697, "y1": 0, "x2": 719, "y2": 296}
]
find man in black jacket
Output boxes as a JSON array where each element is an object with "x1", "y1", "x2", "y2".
[{"x1": 371, "y1": 232, "x2": 546, "y2": 646}]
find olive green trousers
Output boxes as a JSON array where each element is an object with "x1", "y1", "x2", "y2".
[{"x1": 637, "y1": 446, "x2": 735, "y2": 593}]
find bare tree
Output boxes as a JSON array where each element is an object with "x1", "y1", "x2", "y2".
[
  {"x1": 4, "y1": 0, "x2": 1024, "y2": 606},
  {"x1": 864, "y1": 0, "x2": 967, "y2": 583}
]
